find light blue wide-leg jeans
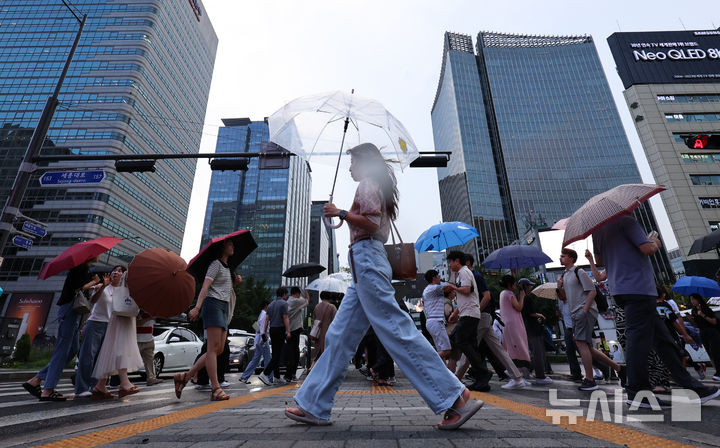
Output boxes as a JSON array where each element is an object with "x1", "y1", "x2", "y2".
[
  {"x1": 294, "y1": 239, "x2": 465, "y2": 420},
  {"x1": 37, "y1": 302, "x2": 81, "y2": 390},
  {"x1": 241, "y1": 339, "x2": 272, "y2": 381},
  {"x1": 74, "y1": 319, "x2": 108, "y2": 394}
]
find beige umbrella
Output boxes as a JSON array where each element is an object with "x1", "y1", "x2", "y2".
[
  {"x1": 531, "y1": 282, "x2": 558, "y2": 300},
  {"x1": 562, "y1": 184, "x2": 665, "y2": 247}
]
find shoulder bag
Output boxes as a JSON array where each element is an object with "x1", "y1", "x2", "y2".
[
  {"x1": 385, "y1": 221, "x2": 417, "y2": 281},
  {"x1": 72, "y1": 290, "x2": 92, "y2": 314},
  {"x1": 112, "y1": 272, "x2": 139, "y2": 317}
]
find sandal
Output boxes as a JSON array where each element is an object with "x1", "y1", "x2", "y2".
[
  {"x1": 118, "y1": 386, "x2": 140, "y2": 398},
  {"x1": 39, "y1": 391, "x2": 67, "y2": 402},
  {"x1": 22, "y1": 382, "x2": 41, "y2": 398},
  {"x1": 91, "y1": 389, "x2": 116, "y2": 400},
  {"x1": 211, "y1": 387, "x2": 229, "y2": 401},
  {"x1": 284, "y1": 406, "x2": 331, "y2": 426},
  {"x1": 437, "y1": 392, "x2": 484, "y2": 430},
  {"x1": 174, "y1": 372, "x2": 189, "y2": 399}
]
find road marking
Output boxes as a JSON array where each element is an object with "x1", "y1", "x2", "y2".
[
  {"x1": 32, "y1": 384, "x2": 296, "y2": 448},
  {"x1": 471, "y1": 391, "x2": 696, "y2": 448}
]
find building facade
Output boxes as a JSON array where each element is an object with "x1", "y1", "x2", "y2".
[
  {"x1": 201, "y1": 119, "x2": 312, "y2": 291},
  {"x1": 608, "y1": 30, "x2": 720, "y2": 271},
  {"x1": 0, "y1": 1, "x2": 217, "y2": 333},
  {"x1": 308, "y1": 200, "x2": 339, "y2": 281},
  {"x1": 432, "y1": 31, "x2": 674, "y2": 282}
]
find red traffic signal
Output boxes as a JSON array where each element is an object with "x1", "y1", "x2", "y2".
[{"x1": 685, "y1": 134, "x2": 720, "y2": 150}]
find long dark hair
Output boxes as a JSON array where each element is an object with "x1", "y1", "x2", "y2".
[
  {"x1": 349, "y1": 143, "x2": 399, "y2": 221},
  {"x1": 690, "y1": 293, "x2": 714, "y2": 316}
]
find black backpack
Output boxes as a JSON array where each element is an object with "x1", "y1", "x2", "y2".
[{"x1": 572, "y1": 267, "x2": 609, "y2": 313}]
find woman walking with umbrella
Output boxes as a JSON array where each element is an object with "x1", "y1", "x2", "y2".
[
  {"x1": 174, "y1": 239, "x2": 238, "y2": 401},
  {"x1": 285, "y1": 143, "x2": 483, "y2": 429},
  {"x1": 689, "y1": 294, "x2": 720, "y2": 381}
]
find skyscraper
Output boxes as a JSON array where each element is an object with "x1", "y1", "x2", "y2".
[
  {"x1": 308, "y1": 200, "x2": 339, "y2": 280},
  {"x1": 0, "y1": 1, "x2": 217, "y2": 330},
  {"x1": 608, "y1": 29, "x2": 720, "y2": 275},
  {"x1": 432, "y1": 31, "x2": 673, "y2": 281},
  {"x1": 201, "y1": 118, "x2": 312, "y2": 290}
]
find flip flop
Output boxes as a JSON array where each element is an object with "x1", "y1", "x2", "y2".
[
  {"x1": 174, "y1": 372, "x2": 189, "y2": 399},
  {"x1": 437, "y1": 397, "x2": 484, "y2": 430},
  {"x1": 39, "y1": 391, "x2": 67, "y2": 402},
  {"x1": 284, "y1": 406, "x2": 331, "y2": 426},
  {"x1": 118, "y1": 386, "x2": 140, "y2": 398},
  {"x1": 91, "y1": 389, "x2": 116, "y2": 400},
  {"x1": 22, "y1": 382, "x2": 41, "y2": 398}
]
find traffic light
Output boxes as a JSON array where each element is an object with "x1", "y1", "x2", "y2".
[
  {"x1": 115, "y1": 160, "x2": 156, "y2": 172},
  {"x1": 684, "y1": 134, "x2": 720, "y2": 150},
  {"x1": 210, "y1": 158, "x2": 249, "y2": 171}
]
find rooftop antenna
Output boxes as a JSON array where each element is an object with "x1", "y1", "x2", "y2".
[
  {"x1": 616, "y1": 20, "x2": 622, "y2": 31},
  {"x1": 679, "y1": 18, "x2": 687, "y2": 30}
]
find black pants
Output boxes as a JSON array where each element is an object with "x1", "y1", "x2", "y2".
[
  {"x1": 528, "y1": 333, "x2": 547, "y2": 380},
  {"x1": 263, "y1": 327, "x2": 286, "y2": 377},
  {"x1": 285, "y1": 328, "x2": 303, "y2": 380},
  {"x1": 564, "y1": 326, "x2": 582, "y2": 378},
  {"x1": 454, "y1": 316, "x2": 491, "y2": 385},
  {"x1": 197, "y1": 339, "x2": 230, "y2": 385},
  {"x1": 477, "y1": 339, "x2": 506, "y2": 379},
  {"x1": 621, "y1": 294, "x2": 704, "y2": 396},
  {"x1": 372, "y1": 338, "x2": 394, "y2": 380}
]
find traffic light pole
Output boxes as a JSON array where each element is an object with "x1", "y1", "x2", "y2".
[{"x1": 0, "y1": 14, "x2": 87, "y2": 257}]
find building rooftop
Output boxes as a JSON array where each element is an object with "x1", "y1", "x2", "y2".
[{"x1": 478, "y1": 31, "x2": 592, "y2": 48}]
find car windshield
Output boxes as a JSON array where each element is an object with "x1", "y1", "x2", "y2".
[
  {"x1": 228, "y1": 336, "x2": 248, "y2": 346},
  {"x1": 153, "y1": 327, "x2": 172, "y2": 337}
]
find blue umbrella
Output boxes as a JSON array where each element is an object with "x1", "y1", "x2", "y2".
[
  {"x1": 414, "y1": 221, "x2": 479, "y2": 252},
  {"x1": 482, "y1": 245, "x2": 553, "y2": 270},
  {"x1": 671, "y1": 276, "x2": 720, "y2": 298}
]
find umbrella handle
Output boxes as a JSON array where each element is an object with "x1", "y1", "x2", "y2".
[{"x1": 324, "y1": 194, "x2": 344, "y2": 229}]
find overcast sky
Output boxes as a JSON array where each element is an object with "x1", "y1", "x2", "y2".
[{"x1": 179, "y1": 0, "x2": 718, "y2": 266}]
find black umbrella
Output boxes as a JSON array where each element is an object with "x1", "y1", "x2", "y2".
[
  {"x1": 282, "y1": 262, "x2": 326, "y2": 278},
  {"x1": 187, "y1": 230, "x2": 257, "y2": 280},
  {"x1": 688, "y1": 229, "x2": 720, "y2": 256}
]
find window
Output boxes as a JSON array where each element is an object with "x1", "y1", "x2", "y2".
[{"x1": 690, "y1": 175, "x2": 720, "y2": 186}]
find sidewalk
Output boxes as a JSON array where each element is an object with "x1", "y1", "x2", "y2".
[{"x1": 23, "y1": 362, "x2": 714, "y2": 448}]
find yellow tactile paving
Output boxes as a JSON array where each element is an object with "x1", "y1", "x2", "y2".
[
  {"x1": 32, "y1": 384, "x2": 296, "y2": 448},
  {"x1": 471, "y1": 391, "x2": 695, "y2": 448}
]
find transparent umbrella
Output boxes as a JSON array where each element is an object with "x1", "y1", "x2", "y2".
[{"x1": 268, "y1": 90, "x2": 421, "y2": 228}]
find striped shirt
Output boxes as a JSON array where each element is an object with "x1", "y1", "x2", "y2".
[{"x1": 422, "y1": 284, "x2": 445, "y2": 320}]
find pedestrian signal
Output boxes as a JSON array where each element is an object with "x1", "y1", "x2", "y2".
[{"x1": 685, "y1": 134, "x2": 720, "y2": 150}]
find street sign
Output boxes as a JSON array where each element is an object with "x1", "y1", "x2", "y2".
[
  {"x1": 12, "y1": 235, "x2": 33, "y2": 250},
  {"x1": 22, "y1": 222, "x2": 47, "y2": 238},
  {"x1": 39, "y1": 170, "x2": 105, "y2": 186}
]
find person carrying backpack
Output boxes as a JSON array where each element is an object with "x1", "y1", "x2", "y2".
[{"x1": 557, "y1": 248, "x2": 625, "y2": 391}]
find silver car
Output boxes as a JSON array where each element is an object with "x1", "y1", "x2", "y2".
[{"x1": 138, "y1": 326, "x2": 203, "y2": 377}]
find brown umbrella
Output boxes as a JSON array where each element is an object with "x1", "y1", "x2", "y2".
[
  {"x1": 562, "y1": 184, "x2": 665, "y2": 247},
  {"x1": 127, "y1": 248, "x2": 196, "y2": 318}
]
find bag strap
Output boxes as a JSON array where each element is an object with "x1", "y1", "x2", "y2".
[{"x1": 389, "y1": 220, "x2": 403, "y2": 244}]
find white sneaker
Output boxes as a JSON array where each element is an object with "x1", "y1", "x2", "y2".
[
  {"x1": 220, "y1": 381, "x2": 230, "y2": 388},
  {"x1": 258, "y1": 373, "x2": 272, "y2": 386},
  {"x1": 713, "y1": 375, "x2": 720, "y2": 381},
  {"x1": 76, "y1": 391, "x2": 92, "y2": 397},
  {"x1": 534, "y1": 377, "x2": 553, "y2": 385},
  {"x1": 501, "y1": 378, "x2": 527, "y2": 390},
  {"x1": 521, "y1": 379, "x2": 532, "y2": 387}
]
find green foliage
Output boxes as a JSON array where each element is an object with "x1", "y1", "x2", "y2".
[
  {"x1": 14, "y1": 333, "x2": 31, "y2": 362},
  {"x1": 229, "y1": 276, "x2": 272, "y2": 332}
]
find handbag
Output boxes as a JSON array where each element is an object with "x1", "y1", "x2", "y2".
[
  {"x1": 309, "y1": 319, "x2": 322, "y2": 338},
  {"x1": 72, "y1": 290, "x2": 91, "y2": 314},
  {"x1": 111, "y1": 272, "x2": 139, "y2": 317},
  {"x1": 384, "y1": 221, "x2": 417, "y2": 280}
]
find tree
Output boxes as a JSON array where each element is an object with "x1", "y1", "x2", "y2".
[{"x1": 230, "y1": 276, "x2": 272, "y2": 331}]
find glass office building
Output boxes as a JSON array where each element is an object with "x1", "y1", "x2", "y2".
[
  {"x1": 432, "y1": 31, "x2": 673, "y2": 281},
  {"x1": 0, "y1": 1, "x2": 217, "y2": 331},
  {"x1": 201, "y1": 119, "x2": 312, "y2": 290}
]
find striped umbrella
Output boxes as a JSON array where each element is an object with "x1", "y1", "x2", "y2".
[{"x1": 562, "y1": 184, "x2": 665, "y2": 247}]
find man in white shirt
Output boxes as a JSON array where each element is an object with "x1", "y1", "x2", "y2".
[{"x1": 444, "y1": 251, "x2": 492, "y2": 391}]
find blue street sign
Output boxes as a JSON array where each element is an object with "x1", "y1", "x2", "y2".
[
  {"x1": 12, "y1": 235, "x2": 33, "y2": 250},
  {"x1": 40, "y1": 170, "x2": 105, "y2": 186},
  {"x1": 22, "y1": 221, "x2": 47, "y2": 238}
]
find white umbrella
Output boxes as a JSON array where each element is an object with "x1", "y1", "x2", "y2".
[
  {"x1": 268, "y1": 90, "x2": 421, "y2": 228},
  {"x1": 306, "y1": 276, "x2": 348, "y2": 294},
  {"x1": 531, "y1": 282, "x2": 558, "y2": 300},
  {"x1": 562, "y1": 184, "x2": 666, "y2": 247}
]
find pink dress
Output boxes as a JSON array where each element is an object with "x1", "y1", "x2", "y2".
[{"x1": 499, "y1": 290, "x2": 530, "y2": 362}]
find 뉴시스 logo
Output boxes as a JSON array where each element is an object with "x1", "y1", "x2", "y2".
[{"x1": 546, "y1": 388, "x2": 702, "y2": 424}]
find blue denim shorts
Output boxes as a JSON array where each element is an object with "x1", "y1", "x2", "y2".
[{"x1": 201, "y1": 297, "x2": 228, "y2": 330}]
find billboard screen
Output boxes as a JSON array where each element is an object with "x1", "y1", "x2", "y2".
[
  {"x1": 4, "y1": 292, "x2": 54, "y2": 343},
  {"x1": 538, "y1": 229, "x2": 594, "y2": 270},
  {"x1": 607, "y1": 30, "x2": 720, "y2": 88}
]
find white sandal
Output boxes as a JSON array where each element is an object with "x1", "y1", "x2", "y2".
[
  {"x1": 284, "y1": 406, "x2": 331, "y2": 426},
  {"x1": 437, "y1": 394, "x2": 484, "y2": 430}
]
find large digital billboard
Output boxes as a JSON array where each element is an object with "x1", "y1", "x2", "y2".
[{"x1": 607, "y1": 30, "x2": 720, "y2": 89}]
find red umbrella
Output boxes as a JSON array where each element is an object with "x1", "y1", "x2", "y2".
[
  {"x1": 38, "y1": 237, "x2": 122, "y2": 280},
  {"x1": 187, "y1": 230, "x2": 257, "y2": 280},
  {"x1": 126, "y1": 248, "x2": 196, "y2": 318}
]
